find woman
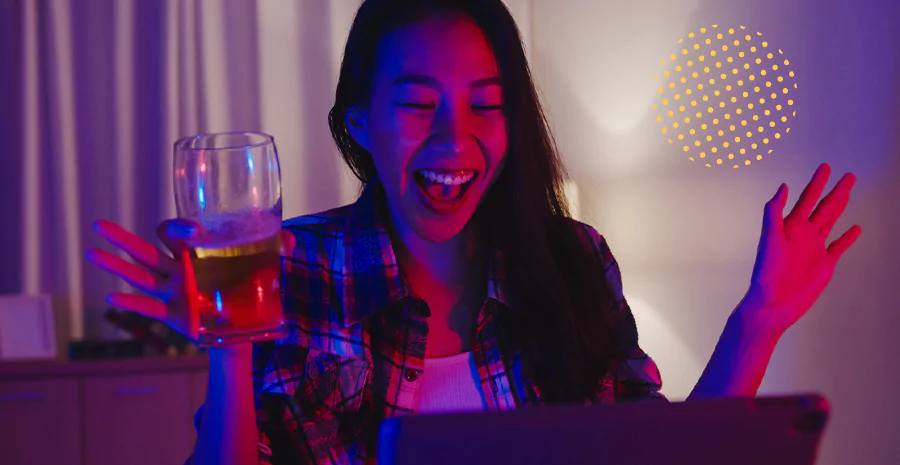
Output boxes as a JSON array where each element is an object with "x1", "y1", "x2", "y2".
[{"x1": 87, "y1": 0, "x2": 861, "y2": 464}]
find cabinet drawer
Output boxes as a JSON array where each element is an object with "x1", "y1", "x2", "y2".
[
  {"x1": 188, "y1": 370, "x2": 208, "y2": 449},
  {"x1": 0, "y1": 379, "x2": 81, "y2": 465},
  {"x1": 188, "y1": 370, "x2": 208, "y2": 419},
  {"x1": 83, "y1": 373, "x2": 192, "y2": 465}
]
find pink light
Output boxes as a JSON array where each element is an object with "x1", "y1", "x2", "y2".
[{"x1": 200, "y1": 163, "x2": 206, "y2": 173}]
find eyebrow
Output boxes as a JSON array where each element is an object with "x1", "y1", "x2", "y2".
[{"x1": 392, "y1": 74, "x2": 502, "y2": 90}]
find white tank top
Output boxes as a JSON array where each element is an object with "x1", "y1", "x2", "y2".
[{"x1": 414, "y1": 351, "x2": 488, "y2": 414}]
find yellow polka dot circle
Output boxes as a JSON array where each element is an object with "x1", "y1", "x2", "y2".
[{"x1": 654, "y1": 25, "x2": 799, "y2": 168}]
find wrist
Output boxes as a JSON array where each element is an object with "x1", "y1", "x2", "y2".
[
  {"x1": 729, "y1": 301, "x2": 785, "y2": 347},
  {"x1": 207, "y1": 344, "x2": 254, "y2": 370}
]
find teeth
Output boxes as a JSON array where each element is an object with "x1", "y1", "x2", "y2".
[{"x1": 420, "y1": 170, "x2": 475, "y2": 186}]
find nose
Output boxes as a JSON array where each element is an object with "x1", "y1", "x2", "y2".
[{"x1": 431, "y1": 103, "x2": 471, "y2": 156}]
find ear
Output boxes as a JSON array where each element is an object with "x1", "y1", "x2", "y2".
[{"x1": 345, "y1": 106, "x2": 371, "y2": 152}]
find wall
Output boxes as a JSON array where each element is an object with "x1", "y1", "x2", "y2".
[{"x1": 530, "y1": 0, "x2": 899, "y2": 463}]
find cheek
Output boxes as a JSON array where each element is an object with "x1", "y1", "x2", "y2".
[
  {"x1": 393, "y1": 115, "x2": 433, "y2": 151},
  {"x1": 477, "y1": 117, "x2": 508, "y2": 172},
  {"x1": 369, "y1": 115, "x2": 428, "y2": 192}
]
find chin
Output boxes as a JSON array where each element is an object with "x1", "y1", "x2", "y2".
[{"x1": 411, "y1": 214, "x2": 473, "y2": 243}]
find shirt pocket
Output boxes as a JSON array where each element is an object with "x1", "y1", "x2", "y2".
[
  {"x1": 260, "y1": 345, "x2": 370, "y2": 420},
  {"x1": 293, "y1": 349, "x2": 370, "y2": 422},
  {"x1": 259, "y1": 348, "x2": 371, "y2": 463}
]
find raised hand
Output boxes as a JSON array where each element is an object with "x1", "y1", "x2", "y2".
[
  {"x1": 739, "y1": 163, "x2": 862, "y2": 336},
  {"x1": 87, "y1": 219, "x2": 203, "y2": 339}
]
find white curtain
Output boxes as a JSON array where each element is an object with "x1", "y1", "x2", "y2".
[
  {"x1": 1, "y1": 0, "x2": 533, "y2": 340},
  {"x1": 4, "y1": 0, "x2": 368, "y2": 340}
]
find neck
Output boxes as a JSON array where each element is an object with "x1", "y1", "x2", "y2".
[
  {"x1": 382, "y1": 200, "x2": 488, "y2": 357},
  {"x1": 392, "y1": 221, "x2": 480, "y2": 291},
  {"x1": 391, "y1": 219, "x2": 488, "y2": 357}
]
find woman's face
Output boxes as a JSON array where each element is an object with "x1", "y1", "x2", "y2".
[{"x1": 351, "y1": 13, "x2": 508, "y2": 243}]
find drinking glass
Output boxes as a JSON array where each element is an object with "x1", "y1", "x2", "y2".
[{"x1": 173, "y1": 131, "x2": 286, "y2": 346}]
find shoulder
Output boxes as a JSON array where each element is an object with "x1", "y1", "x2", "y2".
[
  {"x1": 556, "y1": 217, "x2": 624, "y2": 298},
  {"x1": 282, "y1": 203, "x2": 353, "y2": 241},
  {"x1": 280, "y1": 204, "x2": 354, "y2": 263},
  {"x1": 557, "y1": 217, "x2": 616, "y2": 266}
]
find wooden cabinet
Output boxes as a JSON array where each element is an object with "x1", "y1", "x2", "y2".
[
  {"x1": 0, "y1": 379, "x2": 81, "y2": 465},
  {"x1": 189, "y1": 370, "x2": 208, "y2": 424},
  {"x1": 83, "y1": 373, "x2": 194, "y2": 465},
  {"x1": 0, "y1": 356, "x2": 208, "y2": 465}
]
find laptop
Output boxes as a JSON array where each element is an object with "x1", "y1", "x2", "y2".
[{"x1": 377, "y1": 394, "x2": 829, "y2": 465}]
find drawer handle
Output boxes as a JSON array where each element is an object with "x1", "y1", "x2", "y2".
[
  {"x1": 113, "y1": 386, "x2": 158, "y2": 396},
  {"x1": 0, "y1": 392, "x2": 46, "y2": 402}
]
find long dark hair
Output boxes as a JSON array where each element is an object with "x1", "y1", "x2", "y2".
[{"x1": 328, "y1": 0, "x2": 623, "y2": 403}]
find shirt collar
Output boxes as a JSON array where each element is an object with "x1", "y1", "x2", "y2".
[{"x1": 338, "y1": 179, "x2": 510, "y2": 327}]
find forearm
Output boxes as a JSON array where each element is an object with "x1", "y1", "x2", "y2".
[
  {"x1": 687, "y1": 305, "x2": 782, "y2": 400},
  {"x1": 191, "y1": 345, "x2": 259, "y2": 465}
]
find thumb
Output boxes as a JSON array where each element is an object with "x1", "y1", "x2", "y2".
[
  {"x1": 279, "y1": 230, "x2": 296, "y2": 257},
  {"x1": 157, "y1": 219, "x2": 201, "y2": 341},
  {"x1": 158, "y1": 218, "x2": 201, "y2": 258},
  {"x1": 179, "y1": 246, "x2": 200, "y2": 341}
]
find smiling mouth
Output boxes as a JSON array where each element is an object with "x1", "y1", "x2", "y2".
[{"x1": 413, "y1": 169, "x2": 478, "y2": 203}]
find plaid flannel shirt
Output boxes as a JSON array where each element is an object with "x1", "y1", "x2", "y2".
[{"x1": 190, "y1": 180, "x2": 665, "y2": 464}]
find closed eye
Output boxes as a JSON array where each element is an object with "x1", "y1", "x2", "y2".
[
  {"x1": 472, "y1": 105, "x2": 503, "y2": 111},
  {"x1": 399, "y1": 103, "x2": 435, "y2": 110}
]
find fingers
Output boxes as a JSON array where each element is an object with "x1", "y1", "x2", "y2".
[
  {"x1": 827, "y1": 224, "x2": 862, "y2": 260},
  {"x1": 158, "y1": 219, "x2": 200, "y2": 258},
  {"x1": 106, "y1": 292, "x2": 168, "y2": 320},
  {"x1": 788, "y1": 163, "x2": 831, "y2": 221},
  {"x1": 87, "y1": 248, "x2": 164, "y2": 295},
  {"x1": 809, "y1": 172, "x2": 856, "y2": 230},
  {"x1": 763, "y1": 183, "x2": 789, "y2": 235},
  {"x1": 94, "y1": 220, "x2": 178, "y2": 276}
]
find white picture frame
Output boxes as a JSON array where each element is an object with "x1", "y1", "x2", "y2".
[{"x1": 0, "y1": 294, "x2": 58, "y2": 361}]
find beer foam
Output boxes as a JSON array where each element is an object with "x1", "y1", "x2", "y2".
[{"x1": 188, "y1": 210, "x2": 281, "y2": 248}]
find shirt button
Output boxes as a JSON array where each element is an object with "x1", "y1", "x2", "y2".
[{"x1": 404, "y1": 369, "x2": 419, "y2": 382}]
